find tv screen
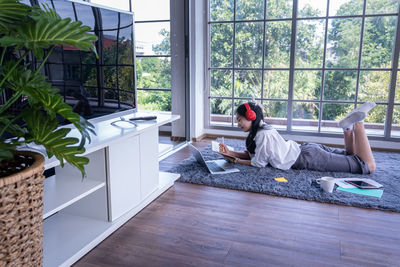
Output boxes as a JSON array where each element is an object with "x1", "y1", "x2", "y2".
[{"x1": 15, "y1": 0, "x2": 137, "y2": 120}]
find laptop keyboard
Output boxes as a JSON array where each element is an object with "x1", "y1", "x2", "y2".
[{"x1": 207, "y1": 161, "x2": 225, "y2": 172}]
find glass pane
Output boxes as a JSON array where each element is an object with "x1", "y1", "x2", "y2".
[
  {"x1": 133, "y1": 0, "x2": 170, "y2": 21},
  {"x1": 298, "y1": 0, "x2": 327, "y2": 18},
  {"x1": 295, "y1": 19, "x2": 325, "y2": 68},
  {"x1": 63, "y1": 64, "x2": 80, "y2": 81},
  {"x1": 210, "y1": 0, "x2": 234, "y2": 21},
  {"x1": 321, "y1": 103, "x2": 353, "y2": 133},
  {"x1": 211, "y1": 98, "x2": 232, "y2": 126},
  {"x1": 235, "y1": 22, "x2": 264, "y2": 68},
  {"x1": 103, "y1": 66, "x2": 117, "y2": 88},
  {"x1": 63, "y1": 83, "x2": 83, "y2": 109},
  {"x1": 136, "y1": 57, "x2": 171, "y2": 89},
  {"x1": 263, "y1": 101, "x2": 288, "y2": 130},
  {"x1": 84, "y1": 86, "x2": 98, "y2": 100},
  {"x1": 392, "y1": 105, "x2": 400, "y2": 137},
  {"x1": 366, "y1": 0, "x2": 398, "y2": 15},
  {"x1": 364, "y1": 104, "x2": 386, "y2": 136},
  {"x1": 60, "y1": 47, "x2": 81, "y2": 64},
  {"x1": 234, "y1": 70, "x2": 262, "y2": 98},
  {"x1": 263, "y1": 70, "x2": 289, "y2": 99},
  {"x1": 137, "y1": 90, "x2": 171, "y2": 111},
  {"x1": 120, "y1": 12, "x2": 134, "y2": 28},
  {"x1": 80, "y1": 50, "x2": 97, "y2": 65},
  {"x1": 118, "y1": 66, "x2": 135, "y2": 91},
  {"x1": 211, "y1": 70, "x2": 232, "y2": 97},
  {"x1": 265, "y1": 21, "x2": 291, "y2": 68},
  {"x1": 52, "y1": 1, "x2": 76, "y2": 22},
  {"x1": 47, "y1": 63, "x2": 64, "y2": 80},
  {"x1": 70, "y1": 1, "x2": 95, "y2": 29},
  {"x1": 135, "y1": 22, "x2": 170, "y2": 55},
  {"x1": 91, "y1": 0, "x2": 130, "y2": 12},
  {"x1": 326, "y1": 18, "x2": 361, "y2": 68},
  {"x1": 236, "y1": 0, "x2": 264, "y2": 20},
  {"x1": 119, "y1": 91, "x2": 135, "y2": 109},
  {"x1": 48, "y1": 47, "x2": 62, "y2": 64},
  {"x1": 329, "y1": 0, "x2": 363, "y2": 16},
  {"x1": 100, "y1": 8, "x2": 120, "y2": 30},
  {"x1": 292, "y1": 101, "x2": 320, "y2": 132},
  {"x1": 103, "y1": 31, "x2": 117, "y2": 65},
  {"x1": 82, "y1": 65, "x2": 97, "y2": 87},
  {"x1": 118, "y1": 26, "x2": 134, "y2": 65},
  {"x1": 73, "y1": 2, "x2": 96, "y2": 30},
  {"x1": 359, "y1": 71, "x2": 390, "y2": 102},
  {"x1": 294, "y1": 70, "x2": 322, "y2": 100},
  {"x1": 104, "y1": 89, "x2": 118, "y2": 102},
  {"x1": 266, "y1": 0, "x2": 292, "y2": 19},
  {"x1": 210, "y1": 23, "x2": 233, "y2": 68},
  {"x1": 323, "y1": 70, "x2": 357, "y2": 101},
  {"x1": 361, "y1": 16, "x2": 396, "y2": 69}
]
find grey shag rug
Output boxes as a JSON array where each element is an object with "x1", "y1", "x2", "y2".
[{"x1": 169, "y1": 138, "x2": 400, "y2": 212}]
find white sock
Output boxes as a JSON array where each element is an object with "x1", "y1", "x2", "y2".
[{"x1": 339, "y1": 102, "x2": 376, "y2": 130}]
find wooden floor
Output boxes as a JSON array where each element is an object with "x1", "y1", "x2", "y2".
[{"x1": 74, "y1": 139, "x2": 400, "y2": 267}]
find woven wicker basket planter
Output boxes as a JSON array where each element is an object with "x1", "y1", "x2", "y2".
[{"x1": 0, "y1": 151, "x2": 45, "y2": 266}]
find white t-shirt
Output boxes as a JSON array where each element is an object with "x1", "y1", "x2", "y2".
[{"x1": 249, "y1": 125, "x2": 301, "y2": 170}]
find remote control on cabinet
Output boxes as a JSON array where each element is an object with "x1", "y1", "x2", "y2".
[{"x1": 129, "y1": 116, "x2": 157, "y2": 121}]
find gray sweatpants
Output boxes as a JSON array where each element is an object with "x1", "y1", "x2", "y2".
[{"x1": 291, "y1": 143, "x2": 370, "y2": 174}]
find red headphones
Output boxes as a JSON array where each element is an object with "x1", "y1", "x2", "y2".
[{"x1": 244, "y1": 103, "x2": 256, "y2": 121}]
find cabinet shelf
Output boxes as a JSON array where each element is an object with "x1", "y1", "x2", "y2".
[
  {"x1": 43, "y1": 212, "x2": 111, "y2": 267},
  {"x1": 43, "y1": 172, "x2": 180, "y2": 267},
  {"x1": 43, "y1": 175, "x2": 105, "y2": 219}
]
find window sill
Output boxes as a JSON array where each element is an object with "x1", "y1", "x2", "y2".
[{"x1": 204, "y1": 128, "x2": 400, "y2": 152}]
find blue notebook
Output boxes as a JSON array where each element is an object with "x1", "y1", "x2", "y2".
[{"x1": 337, "y1": 187, "x2": 383, "y2": 198}]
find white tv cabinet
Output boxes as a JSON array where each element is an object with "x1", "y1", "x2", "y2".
[{"x1": 40, "y1": 111, "x2": 180, "y2": 267}]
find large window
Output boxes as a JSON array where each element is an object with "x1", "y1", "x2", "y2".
[
  {"x1": 208, "y1": 0, "x2": 400, "y2": 139},
  {"x1": 133, "y1": 0, "x2": 171, "y2": 111}
]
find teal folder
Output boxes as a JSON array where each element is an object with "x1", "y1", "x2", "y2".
[{"x1": 337, "y1": 187, "x2": 383, "y2": 198}]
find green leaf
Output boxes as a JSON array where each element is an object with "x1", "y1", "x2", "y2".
[
  {"x1": 0, "y1": 6, "x2": 98, "y2": 59},
  {"x1": 0, "y1": 113, "x2": 27, "y2": 139},
  {"x1": 3, "y1": 64, "x2": 95, "y2": 149},
  {"x1": 0, "y1": 0, "x2": 30, "y2": 33},
  {"x1": 31, "y1": 4, "x2": 60, "y2": 21},
  {"x1": 0, "y1": 141, "x2": 17, "y2": 162},
  {"x1": 23, "y1": 108, "x2": 89, "y2": 177}
]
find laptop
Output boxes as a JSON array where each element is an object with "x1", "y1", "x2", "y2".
[{"x1": 188, "y1": 144, "x2": 240, "y2": 174}]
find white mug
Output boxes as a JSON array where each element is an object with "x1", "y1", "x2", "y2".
[{"x1": 316, "y1": 176, "x2": 336, "y2": 193}]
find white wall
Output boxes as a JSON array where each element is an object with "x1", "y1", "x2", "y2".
[
  {"x1": 171, "y1": 0, "x2": 186, "y2": 138},
  {"x1": 189, "y1": 0, "x2": 206, "y2": 140}
]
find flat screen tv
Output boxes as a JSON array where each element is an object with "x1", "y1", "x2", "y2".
[{"x1": 3, "y1": 0, "x2": 137, "y2": 121}]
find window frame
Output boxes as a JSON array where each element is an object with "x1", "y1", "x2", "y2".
[{"x1": 206, "y1": 0, "x2": 400, "y2": 142}]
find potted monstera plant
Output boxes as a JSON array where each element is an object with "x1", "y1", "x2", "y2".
[{"x1": 0, "y1": 0, "x2": 97, "y2": 265}]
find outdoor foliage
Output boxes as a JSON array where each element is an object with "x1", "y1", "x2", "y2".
[
  {"x1": 136, "y1": 27, "x2": 171, "y2": 111},
  {"x1": 208, "y1": 0, "x2": 400, "y2": 128}
]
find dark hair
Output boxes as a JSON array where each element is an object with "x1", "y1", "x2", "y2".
[{"x1": 236, "y1": 102, "x2": 264, "y2": 154}]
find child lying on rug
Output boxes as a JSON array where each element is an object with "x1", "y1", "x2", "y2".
[{"x1": 219, "y1": 102, "x2": 376, "y2": 174}]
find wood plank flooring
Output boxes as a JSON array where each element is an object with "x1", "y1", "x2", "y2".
[{"x1": 74, "y1": 139, "x2": 400, "y2": 267}]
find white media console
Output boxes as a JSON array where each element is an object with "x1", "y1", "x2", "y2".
[{"x1": 40, "y1": 111, "x2": 180, "y2": 266}]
